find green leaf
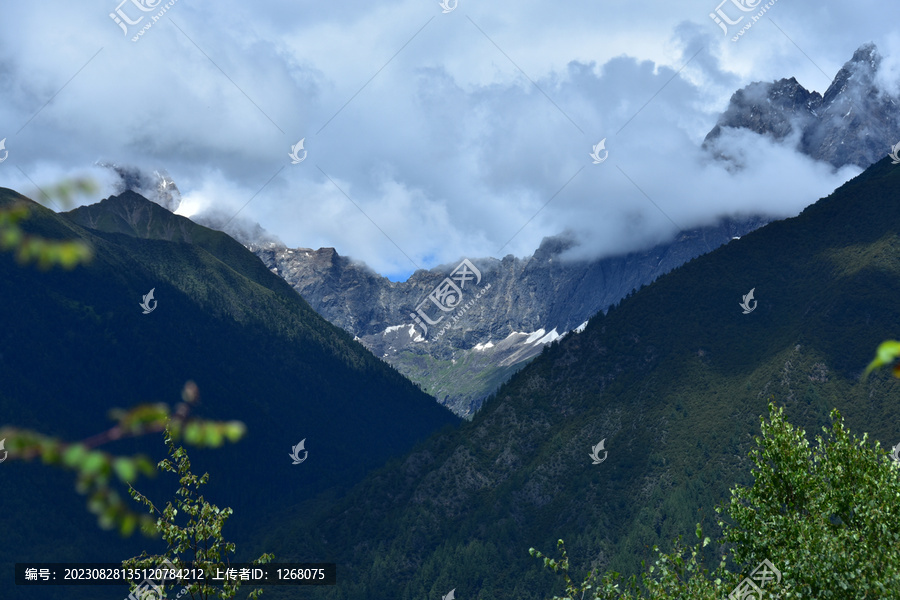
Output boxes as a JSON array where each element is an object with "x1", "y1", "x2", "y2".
[
  {"x1": 120, "y1": 514, "x2": 138, "y2": 537},
  {"x1": 81, "y1": 451, "x2": 108, "y2": 476},
  {"x1": 113, "y1": 458, "x2": 138, "y2": 483},
  {"x1": 204, "y1": 425, "x2": 224, "y2": 447},
  {"x1": 184, "y1": 422, "x2": 202, "y2": 445},
  {"x1": 62, "y1": 444, "x2": 88, "y2": 468},
  {"x1": 864, "y1": 340, "x2": 900, "y2": 377},
  {"x1": 223, "y1": 421, "x2": 246, "y2": 443}
]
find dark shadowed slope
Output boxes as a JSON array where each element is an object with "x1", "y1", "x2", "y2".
[{"x1": 0, "y1": 188, "x2": 458, "y2": 600}]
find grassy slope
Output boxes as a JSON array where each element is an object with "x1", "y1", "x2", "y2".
[{"x1": 397, "y1": 349, "x2": 531, "y2": 418}]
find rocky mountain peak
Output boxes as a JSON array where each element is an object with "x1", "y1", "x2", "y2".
[
  {"x1": 821, "y1": 42, "x2": 880, "y2": 106},
  {"x1": 63, "y1": 190, "x2": 244, "y2": 248},
  {"x1": 97, "y1": 163, "x2": 183, "y2": 213},
  {"x1": 531, "y1": 232, "x2": 578, "y2": 262},
  {"x1": 850, "y1": 41, "x2": 879, "y2": 67},
  {"x1": 705, "y1": 43, "x2": 897, "y2": 169}
]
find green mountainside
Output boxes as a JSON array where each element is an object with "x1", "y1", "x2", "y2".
[
  {"x1": 0, "y1": 189, "x2": 457, "y2": 600},
  {"x1": 252, "y1": 158, "x2": 900, "y2": 600}
]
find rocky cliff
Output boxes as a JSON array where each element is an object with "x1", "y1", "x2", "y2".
[
  {"x1": 705, "y1": 43, "x2": 898, "y2": 169},
  {"x1": 250, "y1": 215, "x2": 769, "y2": 416}
]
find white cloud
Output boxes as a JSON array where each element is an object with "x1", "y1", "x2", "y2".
[{"x1": 0, "y1": 0, "x2": 897, "y2": 278}]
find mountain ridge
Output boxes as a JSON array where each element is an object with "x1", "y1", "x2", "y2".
[
  {"x1": 0, "y1": 187, "x2": 458, "y2": 600},
  {"x1": 247, "y1": 42, "x2": 898, "y2": 417},
  {"x1": 705, "y1": 42, "x2": 897, "y2": 169},
  {"x1": 251, "y1": 156, "x2": 900, "y2": 600},
  {"x1": 251, "y1": 215, "x2": 771, "y2": 416}
]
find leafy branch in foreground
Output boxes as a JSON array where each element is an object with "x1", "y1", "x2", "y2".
[
  {"x1": 720, "y1": 403, "x2": 900, "y2": 597},
  {"x1": 0, "y1": 177, "x2": 96, "y2": 269},
  {"x1": 0, "y1": 381, "x2": 247, "y2": 537},
  {"x1": 863, "y1": 339, "x2": 900, "y2": 379},
  {"x1": 530, "y1": 528, "x2": 731, "y2": 600},
  {"x1": 533, "y1": 402, "x2": 900, "y2": 599},
  {"x1": 123, "y1": 427, "x2": 273, "y2": 599}
]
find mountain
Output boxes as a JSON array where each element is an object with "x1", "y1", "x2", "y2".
[
  {"x1": 250, "y1": 157, "x2": 900, "y2": 600},
  {"x1": 97, "y1": 162, "x2": 184, "y2": 213},
  {"x1": 705, "y1": 43, "x2": 899, "y2": 169},
  {"x1": 0, "y1": 188, "x2": 458, "y2": 600},
  {"x1": 251, "y1": 215, "x2": 769, "y2": 417},
  {"x1": 245, "y1": 43, "x2": 898, "y2": 420},
  {"x1": 98, "y1": 162, "x2": 286, "y2": 249}
]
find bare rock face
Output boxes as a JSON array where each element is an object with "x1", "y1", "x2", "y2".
[
  {"x1": 705, "y1": 43, "x2": 899, "y2": 169},
  {"x1": 98, "y1": 163, "x2": 183, "y2": 213},
  {"x1": 250, "y1": 215, "x2": 770, "y2": 417}
]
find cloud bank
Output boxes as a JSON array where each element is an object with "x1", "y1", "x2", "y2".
[{"x1": 0, "y1": 0, "x2": 896, "y2": 278}]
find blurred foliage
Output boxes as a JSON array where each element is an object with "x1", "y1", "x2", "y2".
[
  {"x1": 123, "y1": 428, "x2": 273, "y2": 599},
  {"x1": 863, "y1": 339, "x2": 900, "y2": 379},
  {"x1": 0, "y1": 179, "x2": 449, "y2": 600},
  {"x1": 0, "y1": 381, "x2": 248, "y2": 538},
  {"x1": 0, "y1": 178, "x2": 285, "y2": 600},
  {"x1": 0, "y1": 177, "x2": 95, "y2": 269}
]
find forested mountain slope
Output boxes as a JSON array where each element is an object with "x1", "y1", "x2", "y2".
[
  {"x1": 253, "y1": 158, "x2": 900, "y2": 600},
  {"x1": 0, "y1": 188, "x2": 457, "y2": 600}
]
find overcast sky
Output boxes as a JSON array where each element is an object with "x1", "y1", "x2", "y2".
[{"x1": 1, "y1": 0, "x2": 898, "y2": 280}]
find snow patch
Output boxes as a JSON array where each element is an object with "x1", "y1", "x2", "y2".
[
  {"x1": 473, "y1": 341, "x2": 495, "y2": 351},
  {"x1": 407, "y1": 324, "x2": 426, "y2": 341},
  {"x1": 574, "y1": 321, "x2": 588, "y2": 333},
  {"x1": 534, "y1": 328, "x2": 560, "y2": 345},
  {"x1": 383, "y1": 324, "x2": 405, "y2": 334},
  {"x1": 525, "y1": 329, "x2": 547, "y2": 344}
]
